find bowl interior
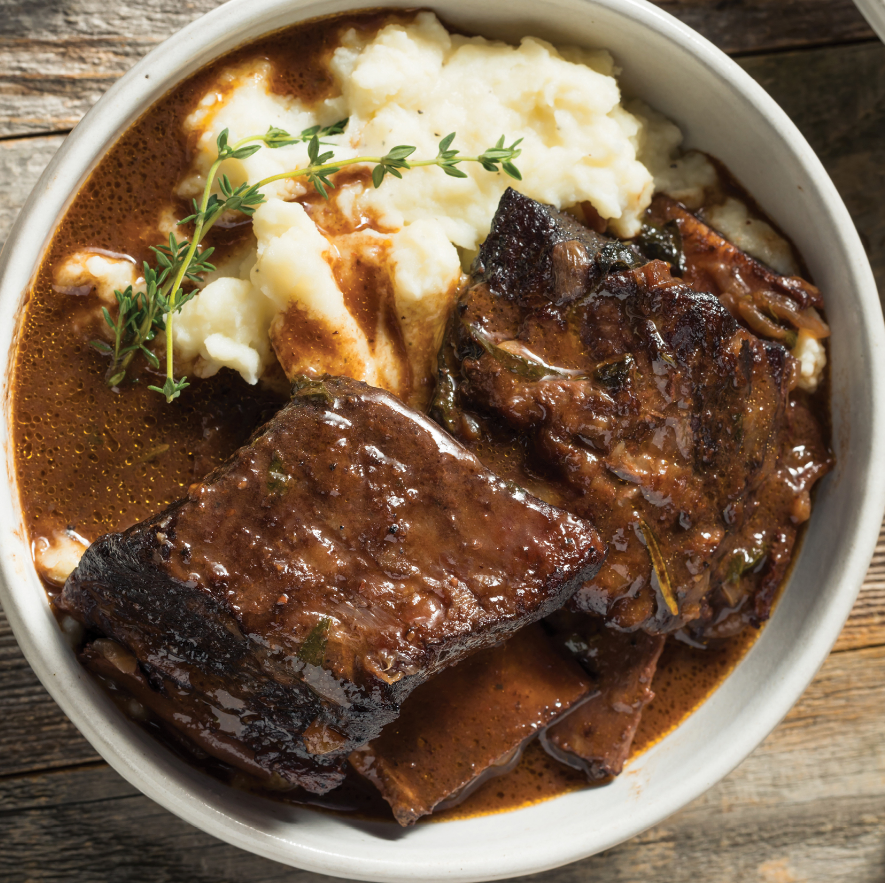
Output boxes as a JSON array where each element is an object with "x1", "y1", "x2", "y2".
[{"x1": 0, "y1": 0, "x2": 881, "y2": 880}]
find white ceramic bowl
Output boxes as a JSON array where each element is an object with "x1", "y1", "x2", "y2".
[{"x1": 0, "y1": 0, "x2": 882, "y2": 879}]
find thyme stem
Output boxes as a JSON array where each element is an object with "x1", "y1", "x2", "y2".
[
  {"x1": 95, "y1": 125, "x2": 522, "y2": 402},
  {"x1": 253, "y1": 153, "x2": 517, "y2": 189},
  {"x1": 163, "y1": 155, "x2": 222, "y2": 396}
]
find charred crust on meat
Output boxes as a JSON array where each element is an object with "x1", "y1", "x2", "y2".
[{"x1": 58, "y1": 376, "x2": 605, "y2": 792}]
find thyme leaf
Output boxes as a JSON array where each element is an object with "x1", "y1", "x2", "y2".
[
  {"x1": 267, "y1": 452, "x2": 291, "y2": 495},
  {"x1": 300, "y1": 617, "x2": 331, "y2": 666},
  {"x1": 95, "y1": 125, "x2": 523, "y2": 402},
  {"x1": 147, "y1": 375, "x2": 190, "y2": 401},
  {"x1": 638, "y1": 516, "x2": 679, "y2": 617}
]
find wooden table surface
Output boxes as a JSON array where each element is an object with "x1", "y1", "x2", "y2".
[{"x1": 1, "y1": 1, "x2": 884, "y2": 880}]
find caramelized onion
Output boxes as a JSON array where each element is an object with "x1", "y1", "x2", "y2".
[
  {"x1": 302, "y1": 719, "x2": 348, "y2": 756},
  {"x1": 753, "y1": 290, "x2": 830, "y2": 339},
  {"x1": 737, "y1": 300, "x2": 792, "y2": 343},
  {"x1": 92, "y1": 638, "x2": 138, "y2": 675}
]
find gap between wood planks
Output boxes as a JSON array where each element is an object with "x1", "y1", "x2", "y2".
[
  {"x1": 0, "y1": 0, "x2": 878, "y2": 141},
  {"x1": 0, "y1": 128, "x2": 72, "y2": 144},
  {"x1": 728, "y1": 33, "x2": 881, "y2": 58}
]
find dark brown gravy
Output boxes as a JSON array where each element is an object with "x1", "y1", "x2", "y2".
[
  {"x1": 10, "y1": 9, "x2": 797, "y2": 825},
  {"x1": 92, "y1": 628, "x2": 758, "y2": 823}
]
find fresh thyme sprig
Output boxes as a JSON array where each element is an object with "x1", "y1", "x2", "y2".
[
  {"x1": 92, "y1": 122, "x2": 522, "y2": 402},
  {"x1": 90, "y1": 235, "x2": 216, "y2": 389}
]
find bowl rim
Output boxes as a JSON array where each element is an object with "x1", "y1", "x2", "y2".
[{"x1": 0, "y1": 0, "x2": 883, "y2": 879}]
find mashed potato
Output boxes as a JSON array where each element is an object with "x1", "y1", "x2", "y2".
[
  {"x1": 793, "y1": 331, "x2": 827, "y2": 392},
  {"x1": 54, "y1": 251, "x2": 141, "y2": 304},
  {"x1": 172, "y1": 197, "x2": 462, "y2": 405},
  {"x1": 33, "y1": 529, "x2": 89, "y2": 586},
  {"x1": 181, "y1": 14, "x2": 654, "y2": 245},
  {"x1": 61, "y1": 12, "x2": 827, "y2": 398},
  {"x1": 629, "y1": 100, "x2": 718, "y2": 212},
  {"x1": 630, "y1": 100, "x2": 800, "y2": 276},
  {"x1": 330, "y1": 17, "x2": 653, "y2": 247},
  {"x1": 170, "y1": 12, "x2": 662, "y2": 401}
]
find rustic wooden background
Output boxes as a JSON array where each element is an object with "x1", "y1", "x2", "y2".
[{"x1": 1, "y1": 1, "x2": 884, "y2": 880}]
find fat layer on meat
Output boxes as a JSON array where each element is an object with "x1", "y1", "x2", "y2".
[{"x1": 58, "y1": 376, "x2": 605, "y2": 793}]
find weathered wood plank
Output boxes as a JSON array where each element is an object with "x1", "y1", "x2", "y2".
[
  {"x1": 739, "y1": 41, "x2": 885, "y2": 299},
  {"x1": 0, "y1": 134, "x2": 62, "y2": 248},
  {"x1": 566, "y1": 646, "x2": 885, "y2": 881},
  {"x1": 1, "y1": 643, "x2": 884, "y2": 882},
  {"x1": 0, "y1": 0, "x2": 876, "y2": 138},
  {"x1": 0, "y1": 38, "x2": 195, "y2": 139},
  {"x1": 834, "y1": 523, "x2": 885, "y2": 651},
  {"x1": 658, "y1": 0, "x2": 875, "y2": 55},
  {"x1": 0, "y1": 608, "x2": 100, "y2": 777},
  {"x1": 0, "y1": 0, "x2": 223, "y2": 138}
]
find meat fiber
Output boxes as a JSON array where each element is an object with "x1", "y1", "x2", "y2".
[
  {"x1": 642, "y1": 194, "x2": 825, "y2": 323},
  {"x1": 432, "y1": 188, "x2": 830, "y2": 636},
  {"x1": 58, "y1": 376, "x2": 605, "y2": 793},
  {"x1": 637, "y1": 196, "x2": 833, "y2": 637}
]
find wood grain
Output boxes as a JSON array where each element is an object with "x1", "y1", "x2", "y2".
[
  {"x1": 739, "y1": 41, "x2": 885, "y2": 298},
  {"x1": 1, "y1": 640, "x2": 884, "y2": 882},
  {"x1": 834, "y1": 527, "x2": 885, "y2": 651},
  {"x1": 0, "y1": 135, "x2": 63, "y2": 242},
  {"x1": 0, "y1": 609, "x2": 100, "y2": 777},
  {"x1": 656, "y1": 0, "x2": 875, "y2": 54},
  {"x1": 0, "y1": 0, "x2": 226, "y2": 138},
  {"x1": 0, "y1": 0, "x2": 877, "y2": 138}
]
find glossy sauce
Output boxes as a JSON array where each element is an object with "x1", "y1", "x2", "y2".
[{"x1": 11, "y1": 10, "x2": 792, "y2": 824}]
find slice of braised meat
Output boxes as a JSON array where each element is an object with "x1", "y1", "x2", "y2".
[
  {"x1": 637, "y1": 196, "x2": 833, "y2": 639},
  {"x1": 432, "y1": 188, "x2": 831, "y2": 637},
  {"x1": 349, "y1": 624, "x2": 592, "y2": 825},
  {"x1": 80, "y1": 639, "x2": 302, "y2": 788},
  {"x1": 540, "y1": 612, "x2": 664, "y2": 778},
  {"x1": 58, "y1": 376, "x2": 605, "y2": 794}
]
